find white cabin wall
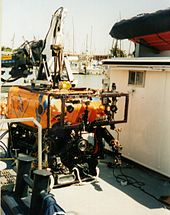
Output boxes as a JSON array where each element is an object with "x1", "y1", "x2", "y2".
[
  {"x1": 159, "y1": 72, "x2": 170, "y2": 175},
  {"x1": 107, "y1": 66, "x2": 170, "y2": 177}
]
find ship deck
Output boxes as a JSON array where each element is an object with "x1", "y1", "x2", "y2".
[
  {"x1": 50, "y1": 154, "x2": 170, "y2": 215},
  {"x1": 0, "y1": 96, "x2": 170, "y2": 214},
  {"x1": 1, "y1": 152, "x2": 170, "y2": 215}
]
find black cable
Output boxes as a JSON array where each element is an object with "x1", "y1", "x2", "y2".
[
  {"x1": 0, "y1": 144, "x2": 7, "y2": 158},
  {"x1": 0, "y1": 130, "x2": 8, "y2": 140},
  {"x1": 0, "y1": 130, "x2": 9, "y2": 158},
  {"x1": 113, "y1": 167, "x2": 143, "y2": 187},
  {"x1": 113, "y1": 165, "x2": 165, "y2": 205},
  {"x1": 1, "y1": 76, "x2": 21, "y2": 83},
  {"x1": 0, "y1": 140, "x2": 8, "y2": 152}
]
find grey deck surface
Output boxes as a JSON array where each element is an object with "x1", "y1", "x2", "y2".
[{"x1": 51, "y1": 155, "x2": 170, "y2": 215}]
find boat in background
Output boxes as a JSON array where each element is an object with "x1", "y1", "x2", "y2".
[
  {"x1": 68, "y1": 53, "x2": 104, "y2": 75},
  {"x1": 1, "y1": 51, "x2": 15, "y2": 68},
  {"x1": 110, "y1": 8, "x2": 170, "y2": 57}
]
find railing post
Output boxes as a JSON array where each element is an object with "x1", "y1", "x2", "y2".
[
  {"x1": 15, "y1": 156, "x2": 34, "y2": 198},
  {"x1": 30, "y1": 169, "x2": 51, "y2": 215}
]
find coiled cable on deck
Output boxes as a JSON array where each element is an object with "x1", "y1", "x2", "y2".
[
  {"x1": 113, "y1": 165, "x2": 145, "y2": 188},
  {"x1": 112, "y1": 163, "x2": 169, "y2": 208},
  {"x1": 112, "y1": 165, "x2": 167, "y2": 207}
]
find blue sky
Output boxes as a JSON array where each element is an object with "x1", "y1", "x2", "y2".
[{"x1": 1, "y1": 0, "x2": 170, "y2": 54}]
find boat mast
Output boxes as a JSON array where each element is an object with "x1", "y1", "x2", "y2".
[{"x1": 90, "y1": 25, "x2": 93, "y2": 56}]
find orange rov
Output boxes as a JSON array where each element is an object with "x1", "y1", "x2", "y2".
[
  {"x1": 7, "y1": 84, "x2": 128, "y2": 186},
  {"x1": 5, "y1": 7, "x2": 129, "y2": 186}
]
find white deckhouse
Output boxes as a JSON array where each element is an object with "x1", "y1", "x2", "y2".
[{"x1": 103, "y1": 8, "x2": 170, "y2": 177}]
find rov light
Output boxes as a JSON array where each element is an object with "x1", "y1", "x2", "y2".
[
  {"x1": 66, "y1": 103, "x2": 74, "y2": 113},
  {"x1": 110, "y1": 104, "x2": 118, "y2": 113},
  {"x1": 78, "y1": 139, "x2": 88, "y2": 152}
]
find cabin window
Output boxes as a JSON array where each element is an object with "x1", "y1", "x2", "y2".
[{"x1": 128, "y1": 71, "x2": 145, "y2": 87}]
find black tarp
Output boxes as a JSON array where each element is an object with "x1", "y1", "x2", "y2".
[
  {"x1": 41, "y1": 193, "x2": 65, "y2": 215},
  {"x1": 110, "y1": 8, "x2": 170, "y2": 39}
]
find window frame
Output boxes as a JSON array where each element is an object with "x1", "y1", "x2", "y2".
[{"x1": 128, "y1": 70, "x2": 146, "y2": 87}]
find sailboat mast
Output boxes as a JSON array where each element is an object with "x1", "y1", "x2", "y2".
[
  {"x1": 86, "y1": 34, "x2": 88, "y2": 53},
  {"x1": 90, "y1": 26, "x2": 93, "y2": 55}
]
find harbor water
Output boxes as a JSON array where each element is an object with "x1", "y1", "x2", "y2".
[
  {"x1": 74, "y1": 74, "x2": 104, "y2": 89},
  {"x1": 1, "y1": 68, "x2": 104, "y2": 93}
]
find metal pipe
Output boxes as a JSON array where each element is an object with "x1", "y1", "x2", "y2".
[
  {"x1": 47, "y1": 94, "x2": 52, "y2": 132},
  {"x1": 0, "y1": 117, "x2": 42, "y2": 169},
  {"x1": 60, "y1": 96, "x2": 65, "y2": 127}
]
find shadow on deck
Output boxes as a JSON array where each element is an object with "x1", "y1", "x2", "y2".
[{"x1": 98, "y1": 154, "x2": 170, "y2": 209}]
